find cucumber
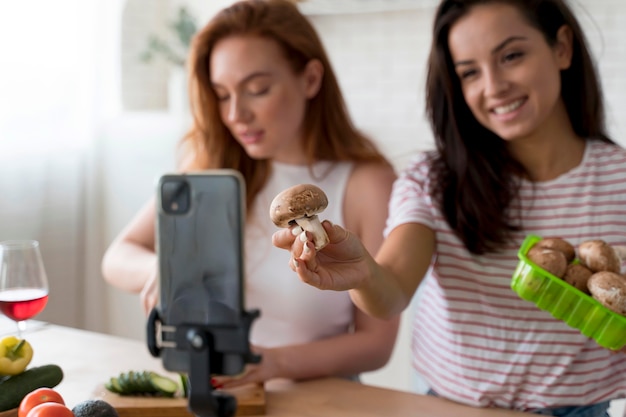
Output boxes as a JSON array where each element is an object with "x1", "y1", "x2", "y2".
[
  {"x1": 105, "y1": 370, "x2": 180, "y2": 397},
  {"x1": 117, "y1": 371, "x2": 136, "y2": 394},
  {"x1": 0, "y1": 364, "x2": 64, "y2": 411},
  {"x1": 179, "y1": 373, "x2": 189, "y2": 398},
  {"x1": 148, "y1": 373, "x2": 177, "y2": 397},
  {"x1": 137, "y1": 371, "x2": 154, "y2": 392},
  {"x1": 104, "y1": 377, "x2": 122, "y2": 394}
]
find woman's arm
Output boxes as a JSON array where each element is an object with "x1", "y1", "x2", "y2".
[
  {"x1": 217, "y1": 310, "x2": 399, "y2": 388},
  {"x1": 100, "y1": 198, "x2": 159, "y2": 314},
  {"x1": 343, "y1": 163, "x2": 433, "y2": 318},
  {"x1": 281, "y1": 222, "x2": 435, "y2": 318},
  {"x1": 271, "y1": 162, "x2": 402, "y2": 380},
  {"x1": 219, "y1": 162, "x2": 401, "y2": 387},
  {"x1": 273, "y1": 171, "x2": 436, "y2": 320},
  {"x1": 353, "y1": 222, "x2": 436, "y2": 318}
]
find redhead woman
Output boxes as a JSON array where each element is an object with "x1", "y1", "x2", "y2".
[{"x1": 102, "y1": 0, "x2": 399, "y2": 388}]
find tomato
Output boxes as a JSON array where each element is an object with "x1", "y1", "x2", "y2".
[
  {"x1": 18, "y1": 388, "x2": 65, "y2": 417},
  {"x1": 25, "y1": 403, "x2": 74, "y2": 417}
]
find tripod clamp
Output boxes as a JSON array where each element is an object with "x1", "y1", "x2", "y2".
[{"x1": 147, "y1": 307, "x2": 261, "y2": 417}]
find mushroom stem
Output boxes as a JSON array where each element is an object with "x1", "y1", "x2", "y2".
[{"x1": 295, "y1": 215, "x2": 329, "y2": 250}]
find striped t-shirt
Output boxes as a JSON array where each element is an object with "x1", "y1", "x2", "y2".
[{"x1": 384, "y1": 140, "x2": 626, "y2": 411}]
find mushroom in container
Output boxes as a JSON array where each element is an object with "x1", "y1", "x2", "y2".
[
  {"x1": 578, "y1": 239, "x2": 622, "y2": 273},
  {"x1": 270, "y1": 184, "x2": 329, "y2": 250}
]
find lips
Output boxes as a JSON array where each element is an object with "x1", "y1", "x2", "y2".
[
  {"x1": 237, "y1": 130, "x2": 263, "y2": 145},
  {"x1": 492, "y1": 98, "x2": 525, "y2": 115}
]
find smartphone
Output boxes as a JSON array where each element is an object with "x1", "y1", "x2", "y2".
[{"x1": 155, "y1": 170, "x2": 246, "y2": 374}]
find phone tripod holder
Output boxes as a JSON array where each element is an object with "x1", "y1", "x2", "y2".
[{"x1": 147, "y1": 307, "x2": 261, "y2": 417}]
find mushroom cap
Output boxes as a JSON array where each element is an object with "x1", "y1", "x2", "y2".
[
  {"x1": 588, "y1": 271, "x2": 626, "y2": 315},
  {"x1": 562, "y1": 263, "x2": 593, "y2": 294},
  {"x1": 578, "y1": 239, "x2": 621, "y2": 273},
  {"x1": 535, "y1": 237, "x2": 576, "y2": 263},
  {"x1": 527, "y1": 246, "x2": 568, "y2": 278},
  {"x1": 269, "y1": 184, "x2": 329, "y2": 227}
]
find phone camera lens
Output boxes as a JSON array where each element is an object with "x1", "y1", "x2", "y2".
[{"x1": 162, "y1": 179, "x2": 190, "y2": 215}]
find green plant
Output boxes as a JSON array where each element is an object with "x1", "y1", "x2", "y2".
[{"x1": 140, "y1": 6, "x2": 198, "y2": 67}]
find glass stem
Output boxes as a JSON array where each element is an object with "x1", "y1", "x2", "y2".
[{"x1": 17, "y1": 320, "x2": 26, "y2": 338}]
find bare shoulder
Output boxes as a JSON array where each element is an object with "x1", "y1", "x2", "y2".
[
  {"x1": 347, "y1": 161, "x2": 397, "y2": 191},
  {"x1": 343, "y1": 162, "x2": 397, "y2": 249}
]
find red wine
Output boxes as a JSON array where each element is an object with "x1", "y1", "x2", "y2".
[{"x1": 0, "y1": 288, "x2": 48, "y2": 321}]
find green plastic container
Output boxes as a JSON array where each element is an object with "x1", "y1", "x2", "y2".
[{"x1": 511, "y1": 234, "x2": 626, "y2": 350}]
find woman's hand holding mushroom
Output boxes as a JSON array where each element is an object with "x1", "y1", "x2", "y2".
[
  {"x1": 272, "y1": 220, "x2": 372, "y2": 291},
  {"x1": 270, "y1": 184, "x2": 373, "y2": 291}
]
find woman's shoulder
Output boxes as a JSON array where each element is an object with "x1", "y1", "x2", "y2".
[
  {"x1": 396, "y1": 150, "x2": 438, "y2": 180},
  {"x1": 343, "y1": 161, "x2": 396, "y2": 213},
  {"x1": 585, "y1": 138, "x2": 626, "y2": 167},
  {"x1": 342, "y1": 161, "x2": 396, "y2": 242},
  {"x1": 351, "y1": 159, "x2": 396, "y2": 174},
  {"x1": 348, "y1": 160, "x2": 397, "y2": 189},
  {"x1": 589, "y1": 138, "x2": 626, "y2": 155}
]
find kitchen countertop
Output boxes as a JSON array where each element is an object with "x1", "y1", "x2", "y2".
[{"x1": 3, "y1": 320, "x2": 532, "y2": 416}]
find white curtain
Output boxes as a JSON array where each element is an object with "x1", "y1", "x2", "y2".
[{"x1": 0, "y1": 0, "x2": 124, "y2": 332}]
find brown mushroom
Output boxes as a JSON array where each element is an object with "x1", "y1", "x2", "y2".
[
  {"x1": 270, "y1": 183, "x2": 329, "y2": 250},
  {"x1": 587, "y1": 271, "x2": 626, "y2": 315},
  {"x1": 562, "y1": 263, "x2": 593, "y2": 294},
  {"x1": 527, "y1": 246, "x2": 568, "y2": 278},
  {"x1": 534, "y1": 237, "x2": 576, "y2": 262},
  {"x1": 578, "y1": 240, "x2": 621, "y2": 273},
  {"x1": 613, "y1": 245, "x2": 626, "y2": 262}
]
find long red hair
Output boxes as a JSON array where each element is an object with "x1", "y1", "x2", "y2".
[{"x1": 181, "y1": 0, "x2": 389, "y2": 209}]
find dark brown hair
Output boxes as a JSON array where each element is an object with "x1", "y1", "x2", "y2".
[
  {"x1": 181, "y1": 0, "x2": 388, "y2": 209},
  {"x1": 425, "y1": 0, "x2": 612, "y2": 254}
]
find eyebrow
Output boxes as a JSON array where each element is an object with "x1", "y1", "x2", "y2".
[
  {"x1": 454, "y1": 35, "x2": 528, "y2": 67},
  {"x1": 211, "y1": 71, "x2": 272, "y2": 89}
]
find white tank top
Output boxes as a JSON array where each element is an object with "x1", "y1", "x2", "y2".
[{"x1": 245, "y1": 161, "x2": 354, "y2": 347}]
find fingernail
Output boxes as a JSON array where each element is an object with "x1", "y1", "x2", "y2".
[
  {"x1": 294, "y1": 259, "x2": 299, "y2": 268},
  {"x1": 291, "y1": 226, "x2": 303, "y2": 236},
  {"x1": 211, "y1": 378, "x2": 224, "y2": 389},
  {"x1": 303, "y1": 244, "x2": 311, "y2": 254},
  {"x1": 299, "y1": 231, "x2": 308, "y2": 242}
]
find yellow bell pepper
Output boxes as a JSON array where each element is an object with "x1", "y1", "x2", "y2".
[{"x1": 0, "y1": 336, "x2": 33, "y2": 376}]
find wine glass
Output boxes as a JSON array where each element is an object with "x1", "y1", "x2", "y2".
[{"x1": 0, "y1": 240, "x2": 49, "y2": 337}]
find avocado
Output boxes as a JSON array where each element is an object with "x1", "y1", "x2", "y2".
[{"x1": 72, "y1": 399, "x2": 119, "y2": 417}]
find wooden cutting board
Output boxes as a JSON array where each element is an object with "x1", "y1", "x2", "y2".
[
  {"x1": 92, "y1": 383, "x2": 266, "y2": 416},
  {"x1": 0, "y1": 409, "x2": 17, "y2": 417}
]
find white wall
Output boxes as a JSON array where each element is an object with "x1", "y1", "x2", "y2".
[
  {"x1": 99, "y1": 113, "x2": 186, "y2": 339},
  {"x1": 99, "y1": 0, "x2": 626, "y2": 404}
]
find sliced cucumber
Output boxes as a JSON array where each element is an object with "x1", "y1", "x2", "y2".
[
  {"x1": 149, "y1": 373, "x2": 178, "y2": 397},
  {"x1": 179, "y1": 373, "x2": 189, "y2": 398},
  {"x1": 104, "y1": 370, "x2": 181, "y2": 397},
  {"x1": 127, "y1": 371, "x2": 143, "y2": 394},
  {"x1": 104, "y1": 377, "x2": 122, "y2": 394},
  {"x1": 117, "y1": 372, "x2": 134, "y2": 394},
  {"x1": 137, "y1": 371, "x2": 154, "y2": 392}
]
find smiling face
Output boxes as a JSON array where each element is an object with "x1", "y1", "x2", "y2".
[
  {"x1": 448, "y1": 2, "x2": 573, "y2": 143},
  {"x1": 210, "y1": 35, "x2": 322, "y2": 164}
]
